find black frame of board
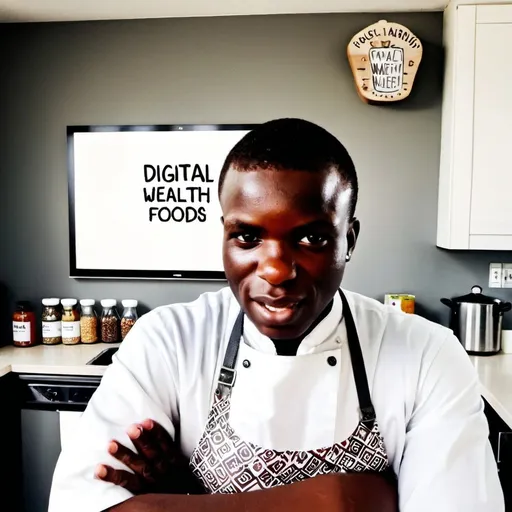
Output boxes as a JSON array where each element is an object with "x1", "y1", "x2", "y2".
[{"x1": 67, "y1": 123, "x2": 258, "y2": 280}]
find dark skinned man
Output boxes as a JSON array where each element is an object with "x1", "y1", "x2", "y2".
[{"x1": 49, "y1": 118, "x2": 503, "y2": 512}]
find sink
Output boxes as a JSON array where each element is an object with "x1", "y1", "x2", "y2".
[{"x1": 86, "y1": 347, "x2": 119, "y2": 366}]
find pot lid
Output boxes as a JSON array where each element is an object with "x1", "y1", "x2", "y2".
[{"x1": 451, "y1": 285, "x2": 502, "y2": 305}]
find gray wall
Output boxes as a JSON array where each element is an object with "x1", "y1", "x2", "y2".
[{"x1": 0, "y1": 12, "x2": 510, "y2": 342}]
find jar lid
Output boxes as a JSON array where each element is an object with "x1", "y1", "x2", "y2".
[
  {"x1": 450, "y1": 285, "x2": 500, "y2": 305},
  {"x1": 80, "y1": 299, "x2": 95, "y2": 307},
  {"x1": 16, "y1": 300, "x2": 33, "y2": 311},
  {"x1": 101, "y1": 299, "x2": 117, "y2": 308},
  {"x1": 42, "y1": 298, "x2": 60, "y2": 306},
  {"x1": 61, "y1": 298, "x2": 77, "y2": 307},
  {"x1": 122, "y1": 299, "x2": 138, "y2": 308}
]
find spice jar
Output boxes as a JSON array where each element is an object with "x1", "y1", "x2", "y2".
[
  {"x1": 13, "y1": 301, "x2": 37, "y2": 347},
  {"x1": 80, "y1": 299, "x2": 98, "y2": 344},
  {"x1": 61, "y1": 298, "x2": 81, "y2": 345},
  {"x1": 121, "y1": 300, "x2": 138, "y2": 340},
  {"x1": 100, "y1": 299, "x2": 120, "y2": 343},
  {"x1": 42, "y1": 298, "x2": 62, "y2": 345}
]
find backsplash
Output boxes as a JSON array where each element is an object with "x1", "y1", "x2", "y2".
[{"x1": 1, "y1": 12, "x2": 512, "y2": 345}]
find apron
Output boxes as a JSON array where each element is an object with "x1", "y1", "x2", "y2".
[{"x1": 189, "y1": 290, "x2": 391, "y2": 494}]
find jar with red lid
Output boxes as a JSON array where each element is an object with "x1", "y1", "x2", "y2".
[{"x1": 13, "y1": 301, "x2": 37, "y2": 347}]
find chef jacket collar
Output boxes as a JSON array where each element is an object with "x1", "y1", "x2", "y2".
[{"x1": 243, "y1": 290, "x2": 343, "y2": 356}]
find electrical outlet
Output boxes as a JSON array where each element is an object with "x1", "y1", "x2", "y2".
[
  {"x1": 503, "y1": 264, "x2": 512, "y2": 288},
  {"x1": 490, "y1": 263, "x2": 503, "y2": 288}
]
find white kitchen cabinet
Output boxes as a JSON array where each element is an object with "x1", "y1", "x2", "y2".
[{"x1": 437, "y1": 4, "x2": 512, "y2": 250}]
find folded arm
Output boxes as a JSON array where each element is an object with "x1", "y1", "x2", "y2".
[
  {"x1": 398, "y1": 332, "x2": 504, "y2": 511},
  {"x1": 49, "y1": 314, "x2": 182, "y2": 512},
  {"x1": 107, "y1": 473, "x2": 397, "y2": 512}
]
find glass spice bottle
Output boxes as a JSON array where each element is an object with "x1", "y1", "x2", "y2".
[
  {"x1": 41, "y1": 298, "x2": 62, "y2": 345},
  {"x1": 80, "y1": 299, "x2": 98, "y2": 344},
  {"x1": 13, "y1": 301, "x2": 37, "y2": 347},
  {"x1": 61, "y1": 298, "x2": 81, "y2": 345},
  {"x1": 120, "y1": 299, "x2": 138, "y2": 340},
  {"x1": 100, "y1": 299, "x2": 120, "y2": 343}
]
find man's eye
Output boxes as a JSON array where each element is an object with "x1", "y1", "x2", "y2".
[
  {"x1": 300, "y1": 234, "x2": 328, "y2": 246},
  {"x1": 236, "y1": 233, "x2": 259, "y2": 244}
]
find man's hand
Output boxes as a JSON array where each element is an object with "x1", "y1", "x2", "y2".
[{"x1": 95, "y1": 419, "x2": 203, "y2": 495}]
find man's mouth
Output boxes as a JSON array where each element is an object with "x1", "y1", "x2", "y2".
[
  {"x1": 263, "y1": 303, "x2": 298, "y2": 313},
  {"x1": 249, "y1": 295, "x2": 305, "y2": 326}
]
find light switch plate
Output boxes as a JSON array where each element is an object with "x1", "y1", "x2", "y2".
[
  {"x1": 490, "y1": 263, "x2": 503, "y2": 288},
  {"x1": 503, "y1": 264, "x2": 512, "y2": 288}
]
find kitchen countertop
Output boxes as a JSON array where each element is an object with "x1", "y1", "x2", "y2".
[
  {"x1": 0, "y1": 342, "x2": 121, "y2": 378},
  {"x1": 469, "y1": 353, "x2": 512, "y2": 428},
  {"x1": 0, "y1": 343, "x2": 511, "y2": 428}
]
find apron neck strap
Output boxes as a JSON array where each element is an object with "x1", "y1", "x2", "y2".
[
  {"x1": 338, "y1": 290, "x2": 376, "y2": 425},
  {"x1": 216, "y1": 309, "x2": 244, "y2": 394}
]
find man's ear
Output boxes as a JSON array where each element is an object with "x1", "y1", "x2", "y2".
[{"x1": 347, "y1": 218, "x2": 360, "y2": 256}]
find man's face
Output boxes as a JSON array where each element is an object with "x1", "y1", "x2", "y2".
[{"x1": 221, "y1": 166, "x2": 359, "y2": 340}]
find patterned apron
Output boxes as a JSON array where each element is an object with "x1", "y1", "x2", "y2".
[{"x1": 189, "y1": 290, "x2": 391, "y2": 493}]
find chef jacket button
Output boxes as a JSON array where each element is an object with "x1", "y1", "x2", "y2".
[
  {"x1": 327, "y1": 356, "x2": 337, "y2": 367},
  {"x1": 335, "y1": 337, "x2": 342, "y2": 344},
  {"x1": 243, "y1": 359, "x2": 251, "y2": 368}
]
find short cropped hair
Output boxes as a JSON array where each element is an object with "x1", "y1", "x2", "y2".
[{"x1": 218, "y1": 118, "x2": 359, "y2": 218}]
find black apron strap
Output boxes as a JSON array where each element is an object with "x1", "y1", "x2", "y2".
[
  {"x1": 338, "y1": 290, "x2": 376, "y2": 427},
  {"x1": 216, "y1": 309, "x2": 244, "y2": 394}
]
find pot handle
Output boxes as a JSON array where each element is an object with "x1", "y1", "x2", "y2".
[
  {"x1": 499, "y1": 302, "x2": 512, "y2": 313},
  {"x1": 440, "y1": 298, "x2": 453, "y2": 308}
]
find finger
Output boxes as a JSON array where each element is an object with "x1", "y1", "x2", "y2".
[
  {"x1": 95, "y1": 464, "x2": 143, "y2": 494},
  {"x1": 108, "y1": 441, "x2": 156, "y2": 482},
  {"x1": 139, "y1": 419, "x2": 186, "y2": 476},
  {"x1": 141, "y1": 419, "x2": 180, "y2": 463},
  {"x1": 128, "y1": 423, "x2": 160, "y2": 462}
]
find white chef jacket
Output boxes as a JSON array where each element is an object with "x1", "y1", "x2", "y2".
[{"x1": 49, "y1": 287, "x2": 504, "y2": 512}]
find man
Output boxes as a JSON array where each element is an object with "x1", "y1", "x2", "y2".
[{"x1": 49, "y1": 118, "x2": 503, "y2": 511}]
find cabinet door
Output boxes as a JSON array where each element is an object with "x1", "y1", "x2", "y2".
[
  {"x1": 0, "y1": 373, "x2": 22, "y2": 509},
  {"x1": 470, "y1": 21, "x2": 512, "y2": 244},
  {"x1": 22, "y1": 409, "x2": 62, "y2": 512},
  {"x1": 485, "y1": 399, "x2": 512, "y2": 510}
]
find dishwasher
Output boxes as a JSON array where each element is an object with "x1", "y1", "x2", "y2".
[{"x1": 18, "y1": 347, "x2": 118, "y2": 512}]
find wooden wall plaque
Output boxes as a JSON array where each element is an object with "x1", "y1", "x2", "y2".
[{"x1": 347, "y1": 20, "x2": 423, "y2": 103}]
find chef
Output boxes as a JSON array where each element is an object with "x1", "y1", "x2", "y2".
[{"x1": 49, "y1": 118, "x2": 503, "y2": 512}]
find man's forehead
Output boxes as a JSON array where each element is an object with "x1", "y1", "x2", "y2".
[
  {"x1": 222, "y1": 166, "x2": 342, "y2": 192},
  {"x1": 220, "y1": 167, "x2": 352, "y2": 217}
]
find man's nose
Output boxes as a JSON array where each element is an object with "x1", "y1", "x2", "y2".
[{"x1": 256, "y1": 242, "x2": 296, "y2": 285}]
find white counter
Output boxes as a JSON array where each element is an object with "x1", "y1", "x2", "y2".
[
  {"x1": 0, "y1": 342, "x2": 120, "y2": 378},
  {"x1": 469, "y1": 353, "x2": 512, "y2": 428}
]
